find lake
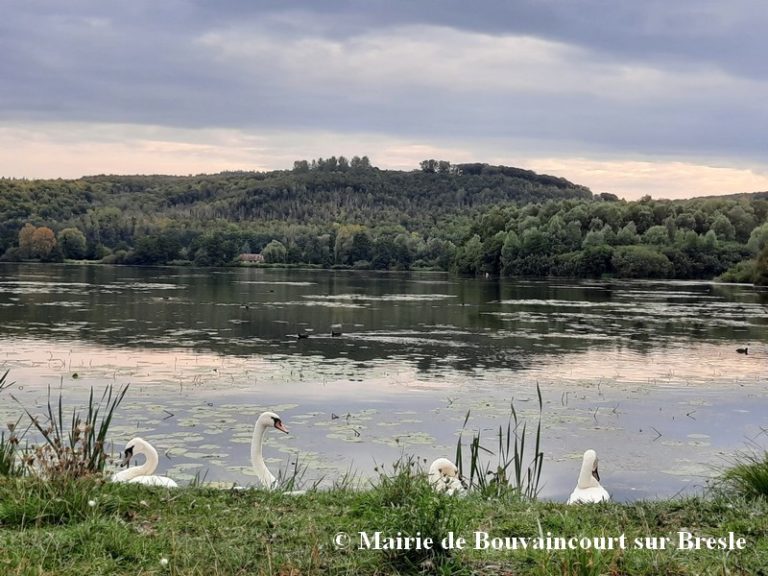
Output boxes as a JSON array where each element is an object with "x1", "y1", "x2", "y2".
[{"x1": 1, "y1": 262, "x2": 766, "y2": 501}]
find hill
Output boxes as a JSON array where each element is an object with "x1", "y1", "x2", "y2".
[
  {"x1": 0, "y1": 158, "x2": 591, "y2": 262},
  {"x1": 2, "y1": 158, "x2": 767, "y2": 281}
]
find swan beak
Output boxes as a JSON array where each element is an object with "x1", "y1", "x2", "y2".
[
  {"x1": 274, "y1": 421, "x2": 289, "y2": 434},
  {"x1": 592, "y1": 466, "x2": 600, "y2": 482},
  {"x1": 120, "y1": 446, "x2": 134, "y2": 467}
]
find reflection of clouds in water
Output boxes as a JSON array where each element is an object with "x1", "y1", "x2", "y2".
[
  {"x1": 275, "y1": 300, "x2": 367, "y2": 309},
  {"x1": 240, "y1": 281, "x2": 317, "y2": 286},
  {"x1": 2, "y1": 271, "x2": 767, "y2": 499},
  {"x1": 527, "y1": 342, "x2": 766, "y2": 386},
  {"x1": 305, "y1": 293, "x2": 457, "y2": 302},
  {"x1": 0, "y1": 281, "x2": 182, "y2": 295}
]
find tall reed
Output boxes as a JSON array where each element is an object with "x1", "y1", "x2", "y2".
[
  {"x1": 455, "y1": 383, "x2": 544, "y2": 499},
  {"x1": 21, "y1": 383, "x2": 129, "y2": 480},
  {"x1": 0, "y1": 371, "x2": 26, "y2": 477},
  {"x1": 0, "y1": 369, "x2": 12, "y2": 394}
]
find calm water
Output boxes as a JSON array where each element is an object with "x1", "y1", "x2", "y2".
[{"x1": 1, "y1": 262, "x2": 767, "y2": 501}]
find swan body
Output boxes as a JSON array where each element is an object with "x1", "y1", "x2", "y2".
[
  {"x1": 111, "y1": 437, "x2": 178, "y2": 488},
  {"x1": 251, "y1": 411, "x2": 289, "y2": 488},
  {"x1": 428, "y1": 458, "x2": 467, "y2": 496},
  {"x1": 567, "y1": 449, "x2": 609, "y2": 504}
]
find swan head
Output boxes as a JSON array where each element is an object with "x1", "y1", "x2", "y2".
[
  {"x1": 257, "y1": 411, "x2": 289, "y2": 434},
  {"x1": 120, "y1": 437, "x2": 150, "y2": 467}
]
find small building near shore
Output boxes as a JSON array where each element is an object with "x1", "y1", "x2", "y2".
[{"x1": 238, "y1": 253, "x2": 265, "y2": 263}]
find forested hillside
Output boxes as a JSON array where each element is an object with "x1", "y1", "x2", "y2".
[{"x1": 2, "y1": 157, "x2": 767, "y2": 282}]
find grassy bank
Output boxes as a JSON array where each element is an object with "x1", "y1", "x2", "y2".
[
  {"x1": 2, "y1": 376, "x2": 767, "y2": 574},
  {"x1": 2, "y1": 474, "x2": 767, "y2": 576}
]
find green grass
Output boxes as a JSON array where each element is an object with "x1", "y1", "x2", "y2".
[
  {"x1": 2, "y1": 474, "x2": 768, "y2": 575},
  {"x1": 717, "y1": 448, "x2": 768, "y2": 501},
  {"x1": 3, "y1": 375, "x2": 767, "y2": 574}
]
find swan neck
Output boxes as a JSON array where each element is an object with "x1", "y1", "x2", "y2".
[
  {"x1": 578, "y1": 458, "x2": 599, "y2": 489},
  {"x1": 124, "y1": 443, "x2": 159, "y2": 480},
  {"x1": 251, "y1": 421, "x2": 274, "y2": 487}
]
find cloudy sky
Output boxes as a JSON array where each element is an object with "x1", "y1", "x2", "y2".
[{"x1": 2, "y1": 0, "x2": 767, "y2": 199}]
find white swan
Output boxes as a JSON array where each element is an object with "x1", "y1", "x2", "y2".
[
  {"x1": 428, "y1": 457, "x2": 467, "y2": 496},
  {"x1": 567, "y1": 449, "x2": 609, "y2": 504},
  {"x1": 251, "y1": 411, "x2": 289, "y2": 488},
  {"x1": 111, "y1": 437, "x2": 178, "y2": 488}
]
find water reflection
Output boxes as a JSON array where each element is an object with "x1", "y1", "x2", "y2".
[{"x1": 1, "y1": 263, "x2": 767, "y2": 500}]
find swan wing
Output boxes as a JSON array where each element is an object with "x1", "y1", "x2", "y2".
[
  {"x1": 567, "y1": 485, "x2": 610, "y2": 504},
  {"x1": 111, "y1": 468, "x2": 134, "y2": 483},
  {"x1": 444, "y1": 476, "x2": 467, "y2": 497},
  {"x1": 128, "y1": 475, "x2": 179, "y2": 488}
]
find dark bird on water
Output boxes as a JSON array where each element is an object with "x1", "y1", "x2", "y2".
[
  {"x1": 331, "y1": 330, "x2": 342, "y2": 337},
  {"x1": 736, "y1": 346, "x2": 749, "y2": 355},
  {"x1": 297, "y1": 333, "x2": 309, "y2": 339}
]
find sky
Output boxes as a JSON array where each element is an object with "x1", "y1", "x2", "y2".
[{"x1": 1, "y1": 0, "x2": 767, "y2": 200}]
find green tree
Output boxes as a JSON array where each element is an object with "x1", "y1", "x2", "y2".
[
  {"x1": 520, "y1": 227, "x2": 549, "y2": 257},
  {"x1": 455, "y1": 234, "x2": 482, "y2": 275},
  {"x1": 192, "y1": 228, "x2": 241, "y2": 267},
  {"x1": 563, "y1": 220, "x2": 583, "y2": 250},
  {"x1": 423, "y1": 237, "x2": 456, "y2": 270},
  {"x1": 500, "y1": 230, "x2": 521, "y2": 275},
  {"x1": 642, "y1": 225, "x2": 669, "y2": 245},
  {"x1": 131, "y1": 233, "x2": 182, "y2": 264},
  {"x1": 420, "y1": 159, "x2": 438, "y2": 173},
  {"x1": 349, "y1": 231, "x2": 374, "y2": 264},
  {"x1": 480, "y1": 231, "x2": 505, "y2": 275},
  {"x1": 753, "y1": 245, "x2": 768, "y2": 285},
  {"x1": 675, "y1": 212, "x2": 696, "y2": 231},
  {"x1": 578, "y1": 245, "x2": 614, "y2": 277},
  {"x1": 262, "y1": 240, "x2": 287, "y2": 263},
  {"x1": 581, "y1": 229, "x2": 605, "y2": 249},
  {"x1": 334, "y1": 225, "x2": 367, "y2": 265},
  {"x1": 727, "y1": 205, "x2": 756, "y2": 242},
  {"x1": 747, "y1": 222, "x2": 768, "y2": 254},
  {"x1": 711, "y1": 213, "x2": 736, "y2": 241},
  {"x1": 371, "y1": 236, "x2": 397, "y2": 269},
  {"x1": 612, "y1": 246, "x2": 673, "y2": 278},
  {"x1": 616, "y1": 222, "x2": 639, "y2": 245}
]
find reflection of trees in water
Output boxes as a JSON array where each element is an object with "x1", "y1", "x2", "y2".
[{"x1": 1, "y1": 263, "x2": 766, "y2": 372}]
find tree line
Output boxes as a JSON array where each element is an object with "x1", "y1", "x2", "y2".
[{"x1": 1, "y1": 159, "x2": 767, "y2": 282}]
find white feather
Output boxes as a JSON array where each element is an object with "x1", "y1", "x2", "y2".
[
  {"x1": 567, "y1": 449, "x2": 610, "y2": 504},
  {"x1": 428, "y1": 457, "x2": 467, "y2": 496},
  {"x1": 111, "y1": 437, "x2": 178, "y2": 488}
]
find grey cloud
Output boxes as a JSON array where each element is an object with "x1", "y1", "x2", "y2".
[{"x1": 0, "y1": 0, "x2": 766, "y2": 170}]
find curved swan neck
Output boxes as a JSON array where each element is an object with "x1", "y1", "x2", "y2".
[
  {"x1": 251, "y1": 421, "x2": 275, "y2": 487},
  {"x1": 123, "y1": 441, "x2": 159, "y2": 480},
  {"x1": 577, "y1": 452, "x2": 600, "y2": 489}
]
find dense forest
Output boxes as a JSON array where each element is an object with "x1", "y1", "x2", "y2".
[{"x1": 2, "y1": 156, "x2": 767, "y2": 283}]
